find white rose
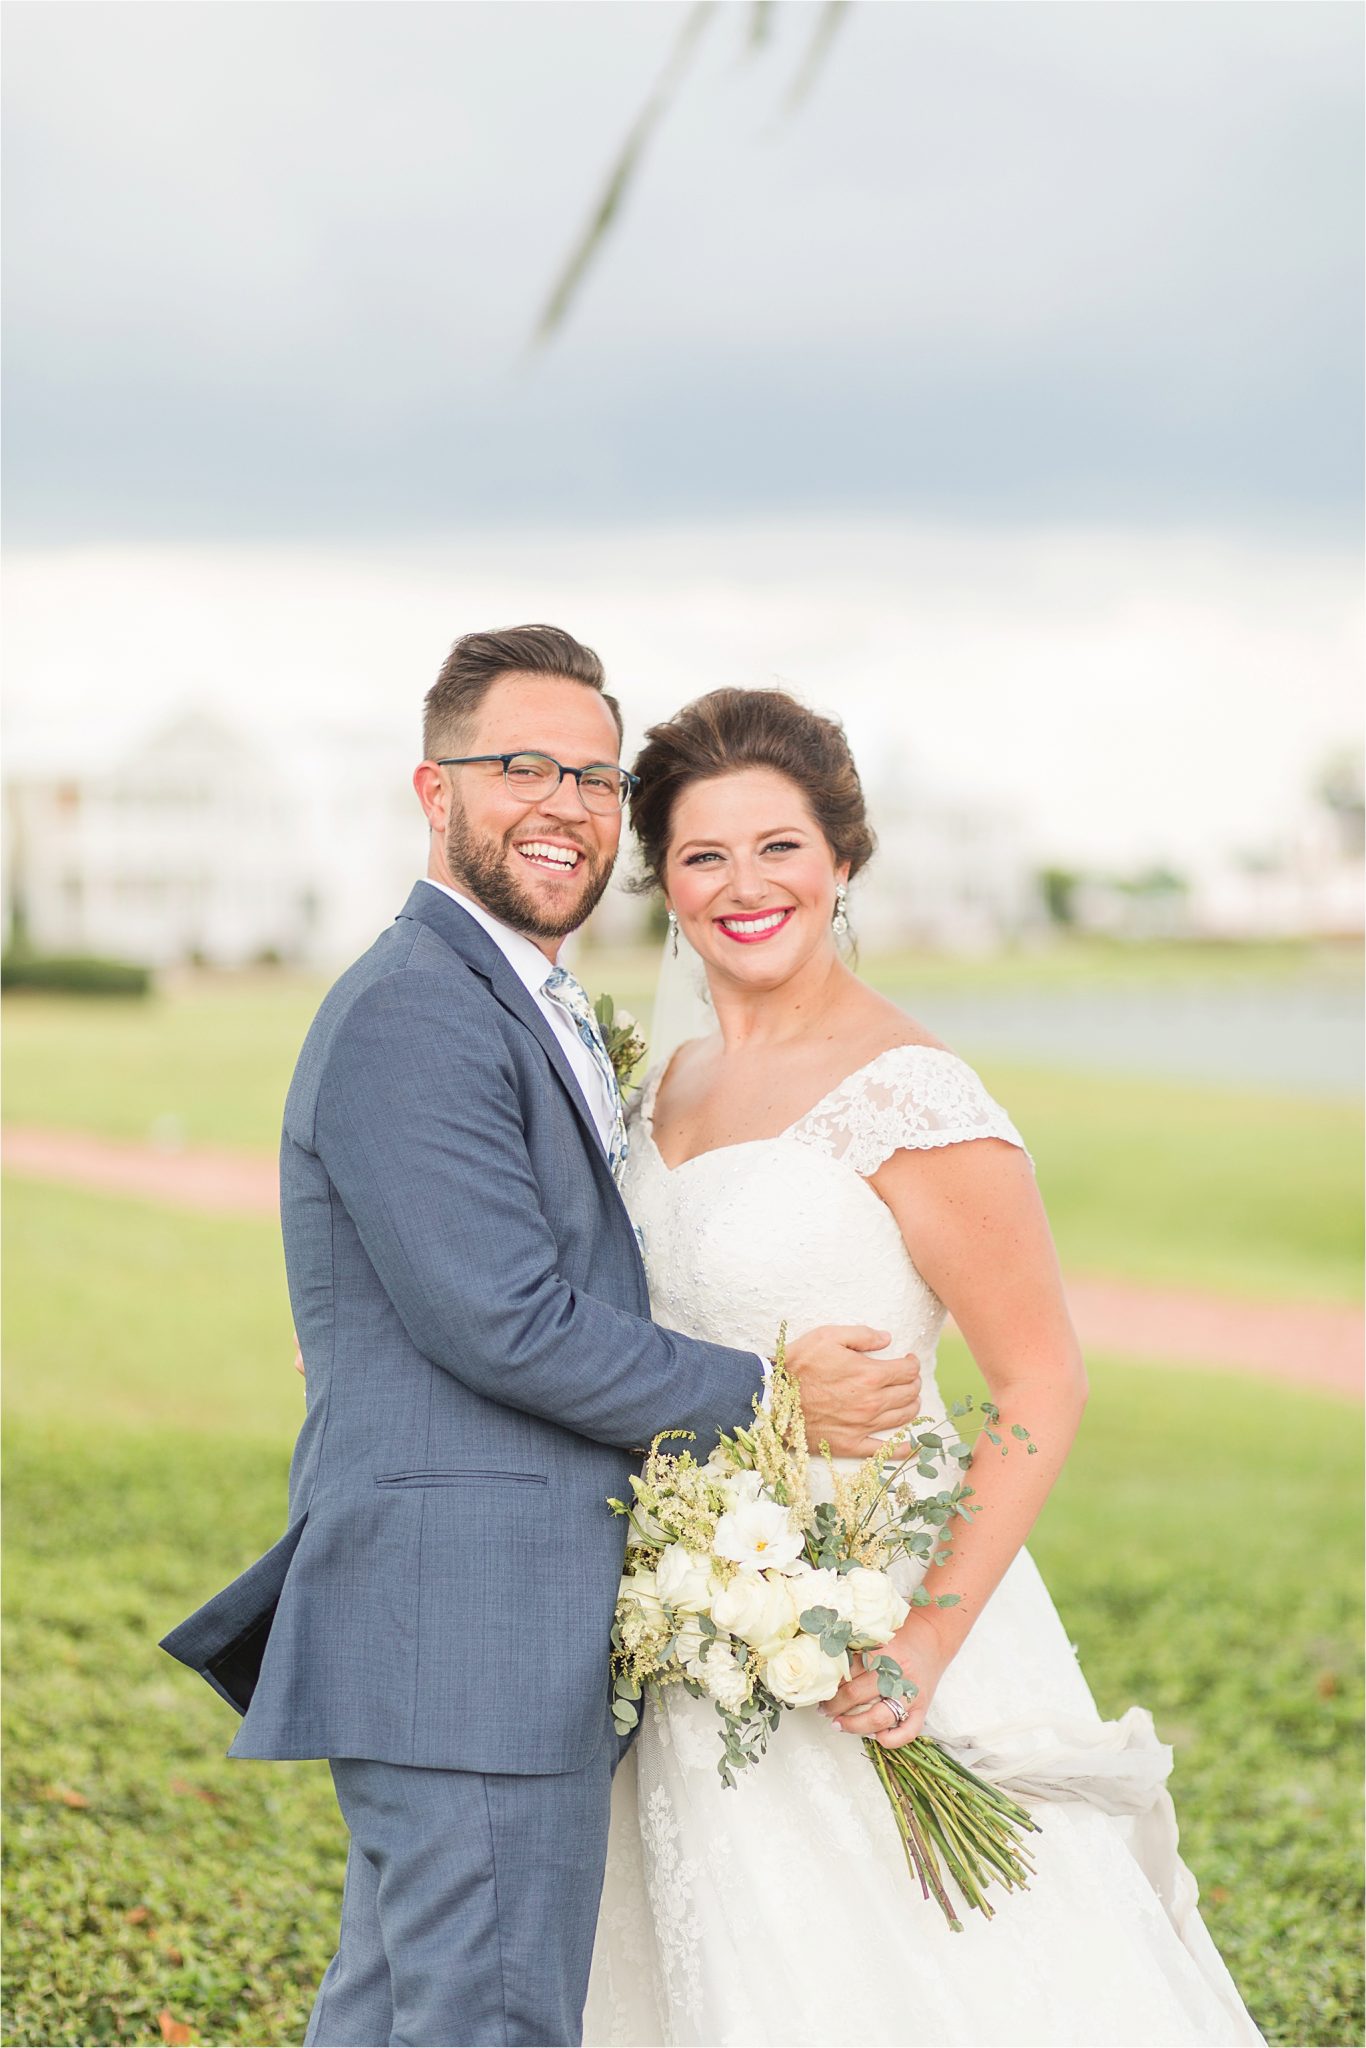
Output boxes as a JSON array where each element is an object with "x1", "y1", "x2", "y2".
[
  {"x1": 713, "y1": 1500, "x2": 804, "y2": 1574},
  {"x1": 673, "y1": 1614, "x2": 708, "y2": 1667},
  {"x1": 626, "y1": 1497, "x2": 670, "y2": 1546},
  {"x1": 710, "y1": 1466, "x2": 765, "y2": 1508},
  {"x1": 712, "y1": 1570, "x2": 801, "y2": 1658},
  {"x1": 684, "y1": 1639, "x2": 752, "y2": 1715},
  {"x1": 763, "y1": 1634, "x2": 850, "y2": 1709},
  {"x1": 845, "y1": 1567, "x2": 911, "y2": 1649},
  {"x1": 619, "y1": 1569, "x2": 666, "y2": 1629},
  {"x1": 655, "y1": 1546, "x2": 715, "y2": 1614},
  {"x1": 793, "y1": 1567, "x2": 855, "y2": 1625}
]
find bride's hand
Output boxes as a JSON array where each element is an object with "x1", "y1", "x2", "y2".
[
  {"x1": 820, "y1": 1616, "x2": 950, "y2": 1749},
  {"x1": 784, "y1": 1326, "x2": 922, "y2": 1459}
]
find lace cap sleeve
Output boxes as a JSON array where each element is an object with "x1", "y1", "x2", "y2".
[{"x1": 791, "y1": 1045, "x2": 1031, "y2": 1179}]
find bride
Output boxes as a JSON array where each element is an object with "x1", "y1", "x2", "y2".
[{"x1": 583, "y1": 688, "x2": 1262, "y2": 2048}]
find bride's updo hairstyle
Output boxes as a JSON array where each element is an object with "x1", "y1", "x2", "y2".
[{"x1": 629, "y1": 687, "x2": 876, "y2": 891}]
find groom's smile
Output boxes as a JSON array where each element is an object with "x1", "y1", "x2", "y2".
[
  {"x1": 515, "y1": 836, "x2": 587, "y2": 876},
  {"x1": 417, "y1": 670, "x2": 624, "y2": 955}
]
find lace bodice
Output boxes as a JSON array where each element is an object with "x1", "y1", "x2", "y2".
[{"x1": 622, "y1": 1043, "x2": 1029, "y2": 1405}]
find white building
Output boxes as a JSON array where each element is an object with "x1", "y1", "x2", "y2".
[
  {"x1": 1189, "y1": 814, "x2": 1364, "y2": 941},
  {"x1": 3, "y1": 709, "x2": 1048, "y2": 970},
  {"x1": 853, "y1": 775, "x2": 1043, "y2": 953},
  {"x1": 4, "y1": 710, "x2": 425, "y2": 968}
]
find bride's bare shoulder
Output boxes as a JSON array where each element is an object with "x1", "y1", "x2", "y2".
[
  {"x1": 651, "y1": 1032, "x2": 721, "y2": 1106},
  {"x1": 844, "y1": 986, "x2": 951, "y2": 1063}
]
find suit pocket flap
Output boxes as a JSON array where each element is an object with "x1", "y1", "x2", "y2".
[{"x1": 374, "y1": 1469, "x2": 548, "y2": 1489}]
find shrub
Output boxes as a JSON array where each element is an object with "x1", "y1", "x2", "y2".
[{"x1": 0, "y1": 952, "x2": 152, "y2": 997}]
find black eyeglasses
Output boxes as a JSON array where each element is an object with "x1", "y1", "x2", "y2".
[{"x1": 436, "y1": 752, "x2": 638, "y2": 814}]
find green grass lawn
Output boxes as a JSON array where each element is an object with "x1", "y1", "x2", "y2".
[
  {"x1": 1, "y1": 979, "x2": 325, "y2": 1155},
  {"x1": 2, "y1": 1180, "x2": 1361, "y2": 2047},
  {"x1": 4, "y1": 976, "x2": 1361, "y2": 1304}
]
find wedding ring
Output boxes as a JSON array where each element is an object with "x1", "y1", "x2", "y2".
[{"x1": 884, "y1": 1695, "x2": 909, "y2": 1728}]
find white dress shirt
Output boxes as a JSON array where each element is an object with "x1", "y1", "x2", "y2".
[{"x1": 420, "y1": 878, "x2": 617, "y2": 1154}]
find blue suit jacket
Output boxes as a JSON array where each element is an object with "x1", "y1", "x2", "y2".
[{"x1": 161, "y1": 885, "x2": 763, "y2": 1774}]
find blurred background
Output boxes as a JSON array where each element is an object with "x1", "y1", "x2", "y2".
[{"x1": 2, "y1": 5, "x2": 1362, "y2": 2046}]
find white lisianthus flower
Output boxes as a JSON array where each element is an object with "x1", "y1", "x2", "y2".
[
  {"x1": 763, "y1": 1635, "x2": 850, "y2": 1708},
  {"x1": 713, "y1": 1500, "x2": 804, "y2": 1573},
  {"x1": 689, "y1": 1642, "x2": 752, "y2": 1715},
  {"x1": 712, "y1": 1570, "x2": 802, "y2": 1658},
  {"x1": 656, "y1": 1546, "x2": 715, "y2": 1614},
  {"x1": 619, "y1": 1569, "x2": 666, "y2": 1629},
  {"x1": 845, "y1": 1567, "x2": 911, "y2": 1649},
  {"x1": 794, "y1": 1567, "x2": 855, "y2": 1624}
]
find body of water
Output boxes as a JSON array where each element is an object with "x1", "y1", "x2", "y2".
[{"x1": 898, "y1": 978, "x2": 1362, "y2": 1098}]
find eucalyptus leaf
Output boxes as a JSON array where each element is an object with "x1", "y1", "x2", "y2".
[{"x1": 799, "y1": 1605, "x2": 838, "y2": 1633}]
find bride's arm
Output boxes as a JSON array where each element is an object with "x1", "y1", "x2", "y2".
[{"x1": 823, "y1": 1136, "x2": 1088, "y2": 1747}]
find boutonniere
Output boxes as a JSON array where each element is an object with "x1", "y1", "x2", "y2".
[{"x1": 593, "y1": 993, "x2": 647, "y2": 1095}]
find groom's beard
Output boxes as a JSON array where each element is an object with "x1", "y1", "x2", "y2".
[{"x1": 444, "y1": 807, "x2": 616, "y2": 941}]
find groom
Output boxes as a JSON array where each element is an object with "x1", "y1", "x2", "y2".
[{"x1": 162, "y1": 624, "x2": 922, "y2": 2048}]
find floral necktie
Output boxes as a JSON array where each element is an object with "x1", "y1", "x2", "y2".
[{"x1": 542, "y1": 965, "x2": 629, "y2": 1180}]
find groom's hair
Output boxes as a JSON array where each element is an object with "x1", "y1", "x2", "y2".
[{"x1": 423, "y1": 624, "x2": 624, "y2": 759}]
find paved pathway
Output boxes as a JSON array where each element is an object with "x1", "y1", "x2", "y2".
[{"x1": 5, "y1": 1124, "x2": 1360, "y2": 1400}]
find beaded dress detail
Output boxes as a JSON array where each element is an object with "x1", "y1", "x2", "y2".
[{"x1": 582, "y1": 1045, "x2": 1262, "y2": 2048}]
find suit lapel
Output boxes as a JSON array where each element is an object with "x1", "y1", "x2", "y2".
[{"x1": 395, "y1": 884, "x2": 607, "y2": 1165}]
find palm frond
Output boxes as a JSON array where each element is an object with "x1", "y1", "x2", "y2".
[{"x1": 531, "y1": 1, "x2": 719, "y2": 348}]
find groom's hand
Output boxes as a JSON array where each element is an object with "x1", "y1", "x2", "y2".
[{"x1": 784, "y1": 1327, "x2": 922, "y2": 1458}]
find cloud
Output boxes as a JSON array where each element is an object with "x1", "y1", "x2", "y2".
[
  {"x1": 2, "y1": 2, "x2": 1361, "y2": 540},
  {"x1": 4, "y1": 519, "x2": 1359, "y2": 870}
]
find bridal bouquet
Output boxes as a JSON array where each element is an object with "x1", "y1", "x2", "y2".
[{"x1": 607, "y1": 1333, "x2": 1040, "y2": 1931}]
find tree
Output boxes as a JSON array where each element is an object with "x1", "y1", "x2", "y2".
[
  {"x1": 1315, "y1": 748, "x2": 1365, "y2": 859},
  {"x1": 1037, "y1": 866, "x2": 1081, "y2": 927}
]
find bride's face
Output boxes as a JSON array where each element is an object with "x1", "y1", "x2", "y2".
[{"x1": 664, "y1": 768, "x2": 847, "y2": 990}]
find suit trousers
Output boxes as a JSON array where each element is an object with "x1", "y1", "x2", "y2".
[{"x1": 305, "y1": 1727, "x2": 619, "y2": 2048}]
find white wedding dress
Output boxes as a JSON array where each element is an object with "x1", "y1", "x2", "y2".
[{"x1": 583, "y1": 1045, "x2": 1263, "y2": 2048}]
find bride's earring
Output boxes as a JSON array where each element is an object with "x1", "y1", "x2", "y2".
[
  {"x1": 667, "y1": 908, "x2": 679, "y2": 958},
  {"x1": 832, "y1": 883, "x2": 850, "y2": 938}
]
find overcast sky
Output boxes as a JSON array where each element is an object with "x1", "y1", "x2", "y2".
[
  {"x1": 4, "y1": 0, "x2": 1361, "y2": 540},
  {"x1": 3, "y1": 2, "x2": 1361, "y2": 872}
]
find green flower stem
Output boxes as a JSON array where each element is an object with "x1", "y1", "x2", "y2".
[
  {"x1": 910, "y1": 1769, "x2": 1011, "y2": 1905},
  {"x1": 905, "y1": 1767, "x2": 991, "y2": 1882},
  {"x1": 864, "y1": 1734, "x2": 1039, "y2": 1930},
  {"x1": 866, "y1": 1740, "x2": 962, "y2": 1930}
]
